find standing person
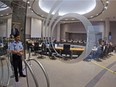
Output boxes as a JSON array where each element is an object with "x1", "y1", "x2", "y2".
[
  {"x1": 9, "y1": 34, "x2": 26, "y2": 82},
  {"x1": 0, "y1": 39, "x2": 3, "y2": 47},
  {"x1": 11, "y1": 24, "x2": 19, "y2": 37}
]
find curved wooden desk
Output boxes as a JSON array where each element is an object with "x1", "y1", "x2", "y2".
[
  {"x1": 55, "y1": 47, "x2": 84, "y2": 57},
  {"x1": 55, "y1": 47, "x2": 84, "y2": 51}
]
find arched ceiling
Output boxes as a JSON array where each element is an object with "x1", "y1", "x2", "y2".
[
  {"x1": 1, "y1": 0, "x2": 116, "y2": 21},
  {"x1": 27, "y1": 0, "x2": 116, "y2": 21}
]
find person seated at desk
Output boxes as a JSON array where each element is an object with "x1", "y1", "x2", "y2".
[
  {"x1": 0, "y1": 42, "x2": 3, "y2": 47},
  {"x1": 27, "y1": 40, "x2": 34, "y2": 51},
  {"x1": 84, "y1": 44, "x2": 102, "y2": 61}
]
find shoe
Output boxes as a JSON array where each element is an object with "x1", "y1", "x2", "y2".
[
  {"x1": 15, "y1": 77, "x2": 19, "y2": 82},
  {"x1": 20, "y1": 74, "x2": 26, "y2": 77}
]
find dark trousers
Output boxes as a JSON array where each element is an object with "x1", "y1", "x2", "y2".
[{"x1": 12, "y1": 54, "x2": 23, "y2": 81}]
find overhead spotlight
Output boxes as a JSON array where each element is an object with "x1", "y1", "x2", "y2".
[
  {"x1": 100, "y1": 19, "x2": 103, "y2": 21},
  {"x1": 27, "y1": 1, "x2": 30, "y2": 4},
  {"x1": 41, "y1": 15, "x2": 44, "y2": 17},
  {"x1": 91, "y1": 16, "x2": 93, "y2": 18},
  {"x1": 71, "y1": 19, "x2": 75, "y2": 20},
  {"x1": 104, "y1": 6, "x2": 108, "y2": 9},
  {"x1": 65, "y1": 19, "x2": 68, "y2": 20},
  {"x1": 106, "y1": 1, "x2": 109, "y2": 3},
  {"x1": 96, "y1": 14, "x2": 98, "y2": 16},
  {"x1": 28, "y1": 6, "x2": 31, "y2": 9}
]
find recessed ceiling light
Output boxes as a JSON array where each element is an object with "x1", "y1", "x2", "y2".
[
  {"x1": 27, "y1": 1, "x2": 30, "y2": 4},
  {"x1": 91, "y1": 16, "x2": 93, "y2": 18},
  {"x1": 106, "y1": 1, "x2": 109, "y2": 3},
  {"x1": 71, "y1": 19, "x2": 75, "y2": 20},
  {"x1": 100, "y1": 19, "x2": 103, "y2": 21},
  {"x1": 96, "y1": 14, "x2": 98, "y2": 15},
  {"x1": 28, "y1": 6, "x2": 31, "y2": 9},
  {"x1": 39, "y1": 0, "x2": 96, "y2": 16},
  {"x1": 104, "y1": 6, "x2": 108, "y2": 9},
  {"x1": 41, "y1": 15, "x2": 44, "y2": 17}
]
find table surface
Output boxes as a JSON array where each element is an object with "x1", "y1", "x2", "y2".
[{"x1": 55, "y1": 47, "x2": 84, "y2": 51}]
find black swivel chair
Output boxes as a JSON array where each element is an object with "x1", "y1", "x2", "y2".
[
  {"x1": 33, "y1": 42, "x2": 40, "y2": 56},
  {"x1": 61, "y1": 44, "x2": 72, "y2": 59}
]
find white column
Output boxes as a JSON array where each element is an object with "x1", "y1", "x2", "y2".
[
  {"x1": 26, "y1": 17, "x2": 31, "y2": 36},
  {"x1": 7, "y1": 18, "x2": 12, "y2": 38},
  {"x1": 56, "y1": 23, "x2": 61, "y2": 41},
  {"x1": 104, "y1": 18, "x2": 110, "y2": 42},
  {"x1": 41, "y1": 20, "x2": 44, "y2": 38},
  {"x1": 31, "y1": 18, "x2": 42, "y2": 38}
]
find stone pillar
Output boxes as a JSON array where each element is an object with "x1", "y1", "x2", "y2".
[
  {"x1": 104, "y1": 18, "x2": 110, "y2": 42},
  {"x1": 11, "y1": 0, "x2": 27, "y2": 41},
  {"x1": 11, "y1": 0, "x2": 27, "y2": 59}
]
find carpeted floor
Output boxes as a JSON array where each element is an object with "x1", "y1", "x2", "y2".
[{"x1": 1, "y1": 53, "x2": 116, "y2": 87}]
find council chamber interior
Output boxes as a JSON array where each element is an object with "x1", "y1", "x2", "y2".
[{"x1": 0, "y1": 0, "x2": 116, "y2": 87}]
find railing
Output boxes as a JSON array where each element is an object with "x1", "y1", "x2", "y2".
[
  {"x1": 5, "y1": 58, "x2": 10, "y2": 86},
  {"x1": 24, "y1": 60, "x2": 39, "y2": 87},
  {"x1": 26, "y1": 58, "x2": 50, "y2": 87},
  {"x1": 0, "y1": 57, "x2": 3, "y2": 86},
  {"x1": 0, "y1": 48, "x2": 50, "y2": 87},
  {"x1": 0, "y1": 56, "x2": 10, "y2": 87},
  {"x1": 26, "y1": 48, "x2": 50, "y2": 87}
]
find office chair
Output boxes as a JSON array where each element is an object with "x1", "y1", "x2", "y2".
[{"x1": 61, "y1": 44, "x2": 72, "y2": 59}]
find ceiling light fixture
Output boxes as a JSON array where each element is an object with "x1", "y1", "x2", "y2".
[
  {"x1": 65, "y1": 19, "x2": 68, "y2": 20},
  {"x1": 41, "y1": 15, "x2": 44, "y2": 17},
  {"x1": 28, "y1": 6, "x2": 31, "y2": 9},
  {"x1": 104, "y1": 6, "x2": 108, "y2": 9},
  {"x1": 31, "y1": 10, "x2": 33, "y2": 12},
  {"x1": 89, "y1": 0, "x2": 109, "y2": 19},
  {"x1": 27, "y1": 1, "x2": 30, "y2": 4},
  {"x1": 71, "y1": 19, "x2": 75, "y2": 20},
  {"x1": 106, "y1": 1, "x2": 109, "y2": 3},
  {"x1": 0, "y1": 13, "x2": 12, "y2": 17}
]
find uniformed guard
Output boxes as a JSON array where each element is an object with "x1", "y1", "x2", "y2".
[{"x1": 9, "y1": 34, "x2": 26, "y2": 82}]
